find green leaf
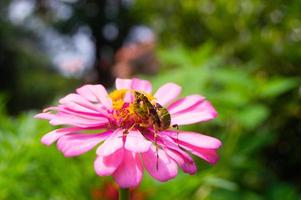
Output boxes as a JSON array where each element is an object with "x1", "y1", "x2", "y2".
[
  {"x1": 236, "y1": 104, "x2": 269, "y2": 129},
  {"x1": 259, "y1": 78, "x2": 300, "y2": 98}
]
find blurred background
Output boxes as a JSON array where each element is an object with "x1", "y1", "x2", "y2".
[{"x1": 0, "y1": 0, "x2": 301, "y2": 199}]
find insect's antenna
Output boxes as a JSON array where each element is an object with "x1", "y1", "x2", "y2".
[{"x1": 172, "y1": 124, "x2": 180, "y2": 148}]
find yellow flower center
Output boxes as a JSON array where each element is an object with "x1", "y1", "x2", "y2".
[{"x1": 109, "y1": 89, "x2": 128, "y2": 110}]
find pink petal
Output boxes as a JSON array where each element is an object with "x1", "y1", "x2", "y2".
[
  {"x1": 165, "y1": 130, "x2": 222, "y2": 149},
  {"x1": 49, "y1": 113, "x2": 109, "y2": 128},
  {"x1": 131, "y1": 78, "x2": 152, "y2": 93},
  {"x1": 158, "y1": 134, "x2": 194, "y2": 162},
  {"x1": 94, "y1": 148, "x2": 124, "y2": 176},
  {"x1": 62, "y1": 102, "x2": 109, "y2": 118},
  {"x1": 154, "y1": 83, "x2": 182, "y2": 106},
  {"x1": 59, "y1": 93, "x2": 83, "y2": 104},
  {"x1": 113, "y1": 151, "x2": 143, "y2": 188},
  {"x1": 34, "y1": 113, "x2": 55, "y2": 120},
  {"x1": 62, "y1": 101, "x2": 96, "y2": 113},
  {"x1": 168, "y1": 95, "x2": 205, "y2": 114},
  {"x1": 125, "y1": 130, "x2": 152, "y2": 153},
  {"x1": 55, "y1": 105, "x2": 110, "y2": 121},
  {"x1": 168, "y1": 136, "x2": 220, "y2": 164},
  {"x1": 158, "y1": 134, "x2": 196, "y2": 174},
  {"x1": 116, "y1": 78, "x2": 132, "y2": 90},
  {"x1": 59, "y1": 93, "x2": 105, "y2": 112},
  {"x1": 142, "y1": 146, "x2": 178, "y2": 182},
  {"x1": 186, "y1": 146, "x2": 220, "y2": 164},
  {"x1": 57, "y1": 107, "x2": 110, "y2": 122},
  {"x1": 165, "y1": 148, "x2": 197, "y2": 175},
  {"x1": 96, "y1": 129, "x2": 124, "y2": 156},
  {"x1": 42, "y1": 106, "x2": 57, "y2": 112},
  {"x1": 171, "y1": 100, "x2": 218, "y2": 125},
  {"x1": 124, "y1": 91, "x2": 133, "y2": 103},
  {"x1": 57, "y1": 131, "x2": 112, "y2": 157},
  {"x1": 163, "y1": 132, "x2": 221, "y2": 164},
  {"x1": 41, "y1": 127, "x2": 83, "y2": 146},
  {"x1": 76, "y1": 85, "x2": 112, "y2": 110},
  {"x1": 162, "y1": 131, "x2": 221, "y2": 164}
]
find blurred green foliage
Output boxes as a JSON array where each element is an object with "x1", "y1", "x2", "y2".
[
  {"x1": 146, "y1": 44, "x2": 301, "y2": 200},
  {"x1": 132, "y1": 0, "x2": 301, "y2": 75},
  {"x1": 1, "y1": 0, "x2": 301, "y2": 200},
  {"x1": 0, "y1": 98, "x2": 102, "y2": 199}
]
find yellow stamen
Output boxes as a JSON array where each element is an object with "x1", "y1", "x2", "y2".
[
  {"x1": 109, "y1": 89, "x2": 128, "y2": 110},
  {"x1": 109, "y1": 89, "x2": 156, "y2": 110}
]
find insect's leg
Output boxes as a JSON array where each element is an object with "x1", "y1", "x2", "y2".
[
  {"x1": 128, "y1": 123, "x2": 136, "y2": 131},
  {"x1": 154, "y1": 129, "x2": 159, "y2": 170},
  {"x1": 121, "y1": 123, "x2": 136, "y2": 139},
  {"x1": 172, "y1": 124, "x2": 180, "y2": 148}
]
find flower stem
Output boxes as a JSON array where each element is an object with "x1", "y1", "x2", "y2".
[{"x1": 119, "y1": 188, "x2": 130, "y2": 200}]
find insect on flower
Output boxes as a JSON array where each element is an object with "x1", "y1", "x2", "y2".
[
  {"x1": 35, "y1": 78, "x2": 222, "y2": 188},
  {"x1": 132, "y1": 91, "x2": 179, "y2": 169}
]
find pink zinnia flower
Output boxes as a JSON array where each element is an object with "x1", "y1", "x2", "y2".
[{"x1": 35, "y1": 78, "x2": 222, "y2": 188}]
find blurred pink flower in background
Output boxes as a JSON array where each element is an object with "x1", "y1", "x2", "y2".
[{"x1": 35, "y1": 78, "x2": 222, "y2": 188}]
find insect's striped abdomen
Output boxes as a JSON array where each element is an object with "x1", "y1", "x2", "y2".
[{"x1": 154, "y1": 103, "x2": 171, "y2": 130}]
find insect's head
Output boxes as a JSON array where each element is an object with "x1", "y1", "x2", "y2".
[
  {"x1": 133, "y1": 91, "x2": 141, "y2": 99},
  {"x1": 133, "y1": 91, "x2": 150, "y2": 103}
]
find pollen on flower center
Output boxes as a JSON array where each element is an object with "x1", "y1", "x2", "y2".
[
  {"x1": 109, "y1": 89, "x2": 128, "y2": 110},
  {"x1": 108, "y1": 89, "x2": 156, "y2": 130}
]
